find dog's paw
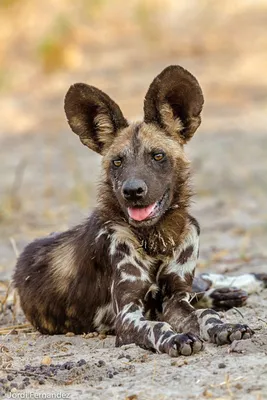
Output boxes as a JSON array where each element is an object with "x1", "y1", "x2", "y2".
[
  {"x1": 209, "y1": 287, "x2": 248, "y2": 309},
  {"x1": 164, "y1": 332, "x2": 204, "y2": 357},
  {"x1": 208, "y1": 323, "x2": 254, "y2": 345}
]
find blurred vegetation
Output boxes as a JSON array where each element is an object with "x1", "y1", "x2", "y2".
[{"x1": 0, "y1": 0, "x2": 267, "y2": 87}]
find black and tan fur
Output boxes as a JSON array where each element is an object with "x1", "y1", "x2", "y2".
[{"x1": 13, "y1": 66, "x2": 256, "y2": 356}]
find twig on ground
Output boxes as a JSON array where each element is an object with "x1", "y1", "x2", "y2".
[
  {"x1": 0, "y1": 281, "x2": 12, "y2": 313},
  {"x1": 9, "y1": 237, "x2": 19, "y2": 258},
  {"x1": 52, "y1": 353, "x2": 75, "y2": 358},
  {"x1": 232, "y1": 307, "x2": 244, "y2": 319},
  {"x1": 210, "y1": 376, "x2": 245, "y2": 389},
  {"x1": 258, "y1": 318, "x2": 267, "y2": 326},
  {"x1": 0, "y1": 323, "x2": 32, "y2": 335}
]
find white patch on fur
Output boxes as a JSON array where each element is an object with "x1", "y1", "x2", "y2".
[
  {"x1": 120, "y1": 272, "x2": 138, "y2": 282},
  {"x1": 95, "y1": 228, "x2": 107, "y2": 241},
  {"x1": 164, "y1": 222, "x2": 199, "y2": 279},
  {"x1": 109, "y1": 224, "x2": 153, "y2": 283},
  {"x1": 120, "y1": 302, "x2": 174, "y2": 351},
  {"x1": 144, "y1": 284, "x2": 159, "y2": 301},
  {"x1": 121, "y1": 303, "x2": 143, "y2": 327},
  {"x1": 111, "y1": 281, "x2": 119, "y2": 314},
  {"x1": 93, "y1": 303, "x2": 115, "y2": 332},
  {"x1": 200, "y1": 273, "x2": 264, "y2": 294},
  {"x1": 109, "y1": 224, "x2": 140, "y2": 256},
  {"x1": 50, "y1": 242, "x2": 76, "y2": 292},
  {"x1": 194, "y1": 309, "x2": 222, "y2": 340},
  {"x1": 117, "y1": 254, "x2": 150, "y2": 282}
]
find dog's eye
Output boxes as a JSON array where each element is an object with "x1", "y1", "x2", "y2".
[
  {"x1": 153, "y1": 153, "x2": 165, "y2": 162},
  {"x1": 113, "y1": 159, "x2": 122, "y2": 167}
]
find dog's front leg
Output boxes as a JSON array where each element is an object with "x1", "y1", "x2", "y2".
[
  {"x1": 159, "y1": 258, "x2": 254, "y2": 345},
  {"x1": 111, "y1": 259, "x2": 203, "y2": 356}
]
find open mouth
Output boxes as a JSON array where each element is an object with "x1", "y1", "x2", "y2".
[{"x1": 127, "y1": 191, "x2": 169, "y2": 222}]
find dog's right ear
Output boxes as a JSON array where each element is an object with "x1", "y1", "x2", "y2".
[{"x1": 64, "y1": 84, "x2": 128, "y2": 154}]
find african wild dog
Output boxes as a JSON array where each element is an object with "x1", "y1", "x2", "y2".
[{"x1": 14, "y1": 65, "x2": 257, "y2": 356}]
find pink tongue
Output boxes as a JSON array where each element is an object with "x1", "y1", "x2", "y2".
[{"x1": 128, "y1": 203, "x2": 156, "y2": 221}]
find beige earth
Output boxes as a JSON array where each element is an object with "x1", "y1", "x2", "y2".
[{"x1": 0, "y1": 1, "x2": 267, "y2": 399}]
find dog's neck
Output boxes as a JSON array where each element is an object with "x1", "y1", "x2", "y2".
[{"x1": 132, "y1": 208, "x2": 188, "y2": 256}]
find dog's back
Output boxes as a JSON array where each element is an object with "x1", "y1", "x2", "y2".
[{"x1": 13, "y1": 211, "x2": 115, "y2": 334}]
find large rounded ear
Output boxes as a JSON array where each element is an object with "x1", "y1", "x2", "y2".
[
  {"x1": 64, "y1": 84, "x2": 128, "y2": 154},
  {"x1": 143, "y1": 65, "x2": 204, "y2": 144}
]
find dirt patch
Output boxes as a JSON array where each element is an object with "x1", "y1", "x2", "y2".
[{"x1": 0, "y1": 302, "x2": 266, "y2": 399}]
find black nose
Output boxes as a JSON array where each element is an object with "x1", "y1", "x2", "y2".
[{"x1": 122, "y1": 179, "x2": 147, "y2": 201}]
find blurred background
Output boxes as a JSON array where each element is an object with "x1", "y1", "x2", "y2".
[{"x1": 1, "y1": 0, "x2": 267, "y2": 280}]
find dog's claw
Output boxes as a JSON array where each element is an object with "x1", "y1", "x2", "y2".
[
  {"x1": 208, "y1": 323, "x2": 254, "y2": 345},
  {"x1": 164, "y1": 332, "x2": 204, "y2": 357}
]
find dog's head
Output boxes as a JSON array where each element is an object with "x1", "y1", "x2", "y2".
[{"x1": 64, "y1": 66, "x2": 204, "y2": 227}]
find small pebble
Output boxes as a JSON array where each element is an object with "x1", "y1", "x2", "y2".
[
  {"x1": 7, "y1": 375, "x2": 14, "y2": 381},
  {"x1": 64, "y1": 361, "x2": 75, "y2": 370},
  {"x1": 10, "y1": 383, "x2": 18, "y2": 389},
  {"x1": 38, "y1": 379, "x2": 45, "y2": 385},
  {"x1": 98, "y1": 334, "x2": 107, "y2": 340},
  {"x1": 107, "y1": 372, "x2": 113, "y2": 379},
  {"x1": 97, "y1": 360, "x2": 105, "y2": 367},
  {"x1": 218, "y1": 362, "x2": 226, "y2": 369},
  {"x1": 84, "y1": 333, "x2": 94, "y2": 338},
  {"x1": 18, "y1": 383, "x2": 26, "y2": 390},
  {"x1": 203, "y1": 389, "x2": 213, "y2": 398},
  {"x1": 10, "y1": 387, "x2": 17, "y2": 393},
  {"x1": 41, "y1": 356, "x2": 52, "y2": 366},
  {"x1": 77, "y1": 359, "x2": 86, "y2": 367},
  {"x1": 65, "y1": 332, "x2": 75, "y2": 337}
]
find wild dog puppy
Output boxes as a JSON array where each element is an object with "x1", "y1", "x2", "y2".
[{"x1": 14, "y1": 66, "x2": 254, "y2": 356}]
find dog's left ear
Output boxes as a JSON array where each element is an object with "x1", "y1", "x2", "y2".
[{"x1": 143, "y1": 65, "x2": 204, "y2": 144}]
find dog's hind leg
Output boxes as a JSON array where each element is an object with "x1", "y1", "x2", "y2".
[{"x1": 193, "y1": 273, "x2": 267, "y2": 310}]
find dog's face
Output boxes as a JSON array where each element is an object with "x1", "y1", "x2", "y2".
[
  {"x1": 103, "y1": 123, "x2": 187, "y2": 227},
  {"x1": 64, "y1": 66, "x2": 204, "y2": 227}
]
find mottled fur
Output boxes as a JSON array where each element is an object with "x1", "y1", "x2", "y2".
[{"x1": 13, "y1": 66, "x2": 254, "y2": 356}]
